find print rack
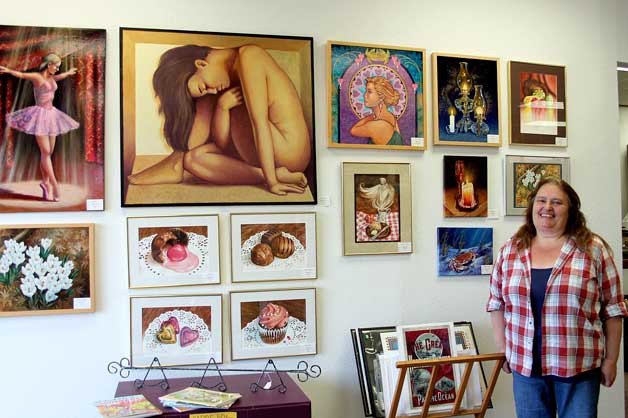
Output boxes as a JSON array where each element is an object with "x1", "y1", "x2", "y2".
[
  {"x1": 388, "y1": 352, "x2": 505, "y2": 418},
  {"x1": 107, "y1": 356, "x2": 321, "y2": 394}
]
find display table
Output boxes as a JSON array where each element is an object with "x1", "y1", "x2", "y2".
[{"x1": 114, "y1": 372, "x2": 311, "y2": 418}]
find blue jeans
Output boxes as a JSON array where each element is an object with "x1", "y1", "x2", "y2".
[{"x1": 512, "y1": 370, "x2": 600, "y2": 418}]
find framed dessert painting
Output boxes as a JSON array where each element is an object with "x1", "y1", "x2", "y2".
[
  {"x1": 230, "y1": 288, "x2": 317, "y2": 360},
  {"x1": 230, "y1": 212, "x2": 317, "y2": 283},
  {"x1": 508, "y1": 61, "x2": 566, "y2": 146},
  {"x1": 328, "y1": 41, "x2": 426, "y2": 150},
  {"x1": 437, "y1": 227, "x2": 493, "y2": 276},
  {"x1": 443, "y1": 156, "x2": 488, "y2": 217},
  {"x1": 130, "y1": 294, "x2": 222, "y2": 367},
  {"x1": 0, "y1": 25, "x2": 106, "y2": 213},
  {"x1": 0, "y1": 223, "x2": 95, "y2": 317},
  {"x1": 127, "y1": 215, "x2": 220, "y2": 288},
  {"x1": 505, "y1": 155, "x2": 570, "y2": 215},
  {"x1": 397, "y1": 322, "x2": 459, "y2": 414},
  {"x1": 120, "y1": 27, "x2": 316, "y2": 207},
  {"x1": 342, "y1": 162, "x2": 412, "y2": 256},
  {"x1": 432, "y1": 53, "x2": 501, "y2": 147}
]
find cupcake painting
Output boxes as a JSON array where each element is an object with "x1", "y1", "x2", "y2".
[
  {"x1": 231, "y1": 213, "x2": 317, "y2": 282},
  {"x1": 127, "y1": 215, "x2": 220, "y2": 288},
  {"x1": 130, "y1": 295, "x2": 222, "y2": 367},
  {"x1": 230, "y1": 289, "x2": 317, "y2": 360}
]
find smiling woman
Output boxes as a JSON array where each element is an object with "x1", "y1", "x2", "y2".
[
  {"x1": 487, "y1": 178, "x2": 628, "y2": 418},
  {"x1": 127, "y1": 43, "x2": 312, "y2": 196}
]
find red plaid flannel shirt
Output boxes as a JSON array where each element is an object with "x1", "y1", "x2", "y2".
[{"x1": 487, "y1": 236, "x2": 627, "y2": 377}]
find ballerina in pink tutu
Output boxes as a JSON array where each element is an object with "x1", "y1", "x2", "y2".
[{"x1": 0, "y1": 53, "x2": 79, "y2": 202}]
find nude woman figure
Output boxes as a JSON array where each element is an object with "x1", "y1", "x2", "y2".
[{"x1": 128, "y1": 44, "x2": 310, "y2": 196}]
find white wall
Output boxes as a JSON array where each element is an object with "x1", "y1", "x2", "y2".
[{"x1": 1, "y1": 1, "x2": 626, "y2": 418}]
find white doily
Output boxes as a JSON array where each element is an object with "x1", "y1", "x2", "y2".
[
  {"x1": 240, "y1": 231, "x2": 306, "y2": 272},
  {"x1": 241, "y1": 316, "x2": 307, "y2": 348},
  {"x1": 143, "y1": 309, "x2": 211, "y2": 354},
  {"x1": 138, "y1": 233, "x2": 209, "y2": 277}
]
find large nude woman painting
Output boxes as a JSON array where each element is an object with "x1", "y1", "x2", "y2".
[{"x1": 121, "y1": 28, "x2": 316, "y2": 206}]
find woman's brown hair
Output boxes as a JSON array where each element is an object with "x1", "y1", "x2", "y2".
[
  {"x1": 513, "y1": 178, "x2": 609, "y2": 253},
  {"x1": 152, "y1": 45, "x2": 212, "y2": 152}
]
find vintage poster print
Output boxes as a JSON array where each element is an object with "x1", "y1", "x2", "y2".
[
  {"x1": 230, "y1": 213, "x2": 316, "y2": 282},
  {"x1": 0, "y1": 25, "x2": 105, "y2": 212},
  {"x1": 0, "y1": 224, "x2": 94, "y2": 317},
  {"x1": 443, "y1": 156, "x2": 487, "y2": 217},
  {"x1": 433, "y1": 54, "x2": 500, "y2": 147},
  {"x1": 354, "y1": 174, "x2": 401, "y2": 242},
  {"x1": 328, "y1": 41, "x2": 426, "y2": 150},
  {"x1": 230, "y1": 289, "x2": 316, "y2": 360},
  {"x1": 130, "y1": 295, "x2": 222, "y2": 367},
  {"x1": 509, "y1": 61, "x2": 566, "y2": 146},
  {"x1": 437, "y1": 227, "x2": 493, "y2": 276},
  {"x1": 121, "y1": 28, "x2": 316, "y2": 206},
  {"x1": 127, "y1": 215, "x2": 220, "y2": 288},
  {"x1": 398, "y1": 323, "x2": 458, "y2": 413}
]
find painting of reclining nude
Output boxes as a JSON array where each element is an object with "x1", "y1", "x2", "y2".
[{"x1": 120, "y1": 28, "x2": 316, "y2": 206}]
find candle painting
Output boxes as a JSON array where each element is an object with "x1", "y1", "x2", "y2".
[
  {"x1": 443, "y1": 156, "x2": 487, "y2": 217},
  {"x1": 437, "y1": 227, "x2": 493, "y2": 276}
]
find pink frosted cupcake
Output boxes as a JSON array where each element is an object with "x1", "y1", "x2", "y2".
[{"x1": 257, "y1": 303, "x2": 289, "y2": 344}]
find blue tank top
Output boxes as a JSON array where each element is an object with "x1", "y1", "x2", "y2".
[{"x1": 530, "y1": 268, "x2": 600, "y2": 382}]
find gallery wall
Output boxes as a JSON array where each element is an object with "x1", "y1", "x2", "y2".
[{"x1": 1, "y1": 0, "x2": 626, "y2": 417}]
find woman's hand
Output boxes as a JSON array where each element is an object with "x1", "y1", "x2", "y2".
[
  {"x1": 0, "y1": 65, "x2": 9, "y2": 74},
  {"x1": 217, "y1": 87, "x2": 243, "y2": 111},
  {"x1": 269, "y1": 182, "x2": 305, "y2": 195},
  {"x1": 502, "y1": 361, "x2": 512, "y2": 374},
  {"x1": 601, "y1": 358, "x2": 617, "y2": 387},
  {"x1": 67, "y1": 67, "x2": 78, "y2": 76}
]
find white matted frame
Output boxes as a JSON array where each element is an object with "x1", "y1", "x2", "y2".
[
  {"x1": 130, "y1": 294, "x2": 222, "y2": 367},
  {"x1": 230, "y1": 212, "x2": 317, "y2": 283},
  {"x1": 230, "y1": 288, "x2": 317, "y2": 360},
  {"x1": 397, "y1": 322, "x2": 459, "y2": 415},
  {"x1": 127, "y1": 215, "x2": 220, "y2": 288},
  {"x1": 505, "y1": 155, "x2": 570, "y2": 215}
]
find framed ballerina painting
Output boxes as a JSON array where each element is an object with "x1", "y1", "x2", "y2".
[
  {"x1": 229, "y1": 288, "x2": 317, "y2": 360},
  {"x1": 327, "y1": 41, "x2": 426, "y2": 151},
  {"x1": 126, "y1": 215, "x2": 220, "y2": 288},
  {"x1": 0, "y1": 25, "x2": 106, "y2": 213},
  {"x1": 120, "y1": 27, "x2": 316, "y2": 207},
  {"x1": 230, "y1": 212, "x2": 317, "y2": 283},
  {"x1": 130, "y1": 294, "x2": 223, "y2": 367}
]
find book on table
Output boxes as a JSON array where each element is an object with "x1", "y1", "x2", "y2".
[
  {"x1": 94, "y1": 394, "x2": 162, "y2": 418},
  {"x1": 158, "y1": 386, "x2": 242, "y2": 410}
]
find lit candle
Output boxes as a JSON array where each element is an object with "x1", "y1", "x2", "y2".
[
  {"x1": 462, "y1": 182, "x2": 474, "y2": 206},
  {"x1": 448, "y1": 106, "x2": 456, "y2": 133}
]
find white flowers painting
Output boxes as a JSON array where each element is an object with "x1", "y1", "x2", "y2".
[{"x1": 0, "y1": 224, "x2": 94, "y2": 317}]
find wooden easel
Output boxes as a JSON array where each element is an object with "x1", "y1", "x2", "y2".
[{"x1": 387, "y1": 352, "x2": 506, "y2": 418}]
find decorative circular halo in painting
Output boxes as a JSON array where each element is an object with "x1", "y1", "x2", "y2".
[{"x1": 349, "y1": 64, "x2": 409, "y2": 119}]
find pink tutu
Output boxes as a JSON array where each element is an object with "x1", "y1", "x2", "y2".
[
  {"x1": 6, "y1": 105, "x2": 79, "y2": 136},
  {"x1": 5, "y1": 77, "x2": 79, "y2": 136}
]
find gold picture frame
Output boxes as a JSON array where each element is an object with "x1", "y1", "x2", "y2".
[{"x1": 342, "y1": 162, "x2": 412, "y2": 255}]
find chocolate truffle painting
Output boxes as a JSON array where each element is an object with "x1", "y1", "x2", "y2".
[
  {"x1": 127, "y1": 215, "x2": 220, "y2": 288},
  {"x1": 230, "y1": 213, "x2": 317, "y2": 283},
  {"x1": 230, "y1": 289, "x2": 316, "y2": 360},
  {"x1": 130, "y1": 295, "x2": 223, "y2": 367},
  {"x1": 0, "y1": 224, "x2": 94, "y2": 317}
]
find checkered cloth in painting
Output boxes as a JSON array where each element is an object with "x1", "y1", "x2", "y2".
[
  {"x1": 355, "y1": 211, "x2": 400, "y2": 242},
  {"x1": 487, "y1": 236, "x2": 628, "y2": 378}
]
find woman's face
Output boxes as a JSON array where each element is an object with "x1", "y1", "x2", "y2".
[
  {"x1": 532, "y1": 183, "x2": 569, "y2": 237},
  {"x1": 46, "y1": 61, "x2": 60, "y2": 75},
  {"x1": 187, "y1": 53, "x2": 230, "y2": 98},
  {"x1": 364, "y1": 82, "x2": 381, "y2": 108}
]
